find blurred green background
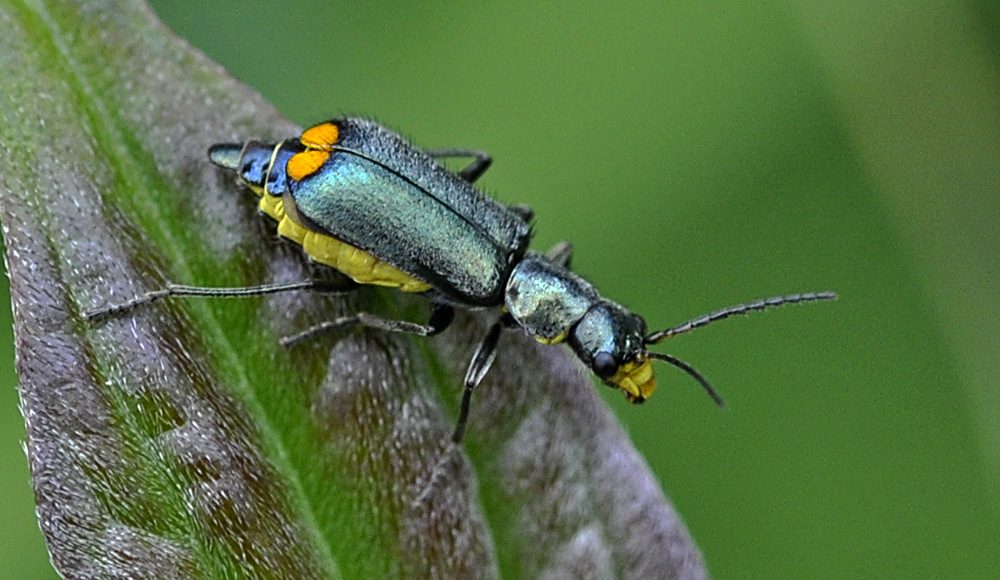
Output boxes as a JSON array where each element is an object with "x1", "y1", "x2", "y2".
[{"x1": 3, "y1": 1, "x2": 998, "y2": 578}]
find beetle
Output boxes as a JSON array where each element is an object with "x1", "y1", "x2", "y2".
[{"x1": 88, "y1": 117, "x2": 835, "y2": 444}]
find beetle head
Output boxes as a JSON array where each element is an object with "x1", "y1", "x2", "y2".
[
  {"x1": 208, "y1": 140, "x2": 304, "y2": 197},
  {"x1": 568, "y1": 301, "x2": 658, "y2": 403},
  {"x1": 568, "y1": 300, "x2": 726, "y2": 406}
]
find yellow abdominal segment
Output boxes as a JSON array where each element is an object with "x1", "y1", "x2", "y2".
[
  {"x1": 610, "y1": 358, "x2": 656, "y2": 403},
  {"x1": 534, "y1": 330, "x2": 568, "y2": 345},
  {"x1": 256, "y1": 192, "x2": 431, "y2": 292}
]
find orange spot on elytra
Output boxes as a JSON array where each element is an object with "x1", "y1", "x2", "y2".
[
  {"x1": 287, "y1": 150, "x2": 330, "y2": 182},
  {"x1": 300, "y1": 122, "x2": 340, "y2": 150}
]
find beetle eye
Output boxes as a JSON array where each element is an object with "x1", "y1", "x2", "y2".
[{"x1": 593, "y1": 352, "x2": 618, "y2": 378}]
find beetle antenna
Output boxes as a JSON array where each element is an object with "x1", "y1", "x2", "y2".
[
  {"x1": 644, "y1": 291, "x2": 836, "y2": 344},
  {"x1": 645, "y1": 352, "x2": 725, "y2": 407}
]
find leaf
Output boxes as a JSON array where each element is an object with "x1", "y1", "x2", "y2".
[{"x1": 0, "y1": 0, "x2": 707, "y2": 578}]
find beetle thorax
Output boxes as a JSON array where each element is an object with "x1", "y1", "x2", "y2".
[{"x1": 505, "y1": 253, "x2": 597, "y2": 344}]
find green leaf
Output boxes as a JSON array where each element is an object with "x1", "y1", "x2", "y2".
[{"x1": 0, "y1": 0, "x2": 706, "y2": 578}]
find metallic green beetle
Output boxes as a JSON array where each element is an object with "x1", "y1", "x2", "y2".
[{"x1": 89, "y1": 117, "x2": 835, "y2": 444}]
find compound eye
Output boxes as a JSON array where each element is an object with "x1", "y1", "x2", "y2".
[
  {"x1": 240, "y1": 160, "x2": 256, "y2": 181},
  {"x1": 593, "y1": 352, "x2": 618, "y2": 379}
]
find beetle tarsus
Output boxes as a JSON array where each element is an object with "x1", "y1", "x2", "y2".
[
  {"x1": 451, "y1": 319, "x2": 504, "y2": 444},
  {"x1": 279, "y1": 304, "x2": 456, "y2": 348},
  {"x1": 412, "y1": 441, "x2": 461, "y2": 507}
]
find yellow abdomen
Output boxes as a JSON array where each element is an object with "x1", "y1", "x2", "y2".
[{"x1": 257, "y1": 192, "x2": 431, "y2": 293}]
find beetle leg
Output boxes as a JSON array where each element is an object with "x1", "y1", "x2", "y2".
[
  {"x1": 279, "y1": 303, "x2": 455, "y2": 348},
  {"x1": 424, "y1": 148, "x2": 493, "y2": 183},
  {"x1": 507, "y1": 203, "x2": 534, "y2": 224},
  {"x1": 545, "y1": 241, "x2": 574, "y2": 269},
  {"x1": 451, "y1": 318, "x2": 505, "y2": 444},
  {"x1": 413, "y1": 315, "x2": 514, "y2": 505},
  {"x1": 86, "y1": 279, "x2": 353, "y2": 322}
]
